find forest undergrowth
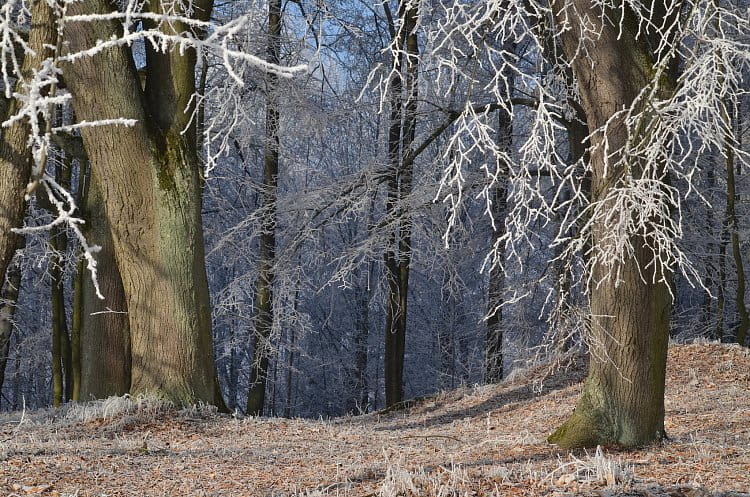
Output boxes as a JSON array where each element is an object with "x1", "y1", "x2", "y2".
[{"x1": 0, "y1": 343, "x2": 748, "y2": 497}]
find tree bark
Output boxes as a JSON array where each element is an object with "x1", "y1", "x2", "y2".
[
  {"x1": 548, "y1": 0, "x2": 673, "y2": 448},
  {"x1": 717, "y1": 220, "x2": 728, "y2": 340},
  {"x1": 0, "y1": 0, "x2": 57, "y2": 298},
  {"x1": 383, "y1": 0, "x2": 418, "y2": 408},
  {"x1": 48, "y1": 157, "x2": 73, "y2": 406},
  {"x1": 63, "y1": 0, "x2": 223, "y2": 406},
  {"x1": 50, "y1": 221, "x2": 69, "y2": 407},
  {"x1": 485, "y1": 104, "x2": 512, "y2": 384},
  {"x1": 723, "y1": 104, "x2": 748, "y2": 346},
  {"x1": 78, "y1": 170, "x2": 131, "y2": 399},
  {"x1": 0, "y1": 239, "x2": 23, "y2": 406},
  {"x1": 247, "y1": 0, "x2": 282, "y2": 417}
]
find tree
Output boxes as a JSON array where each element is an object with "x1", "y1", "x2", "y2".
[
  {"x1": 247, "y1": 0, "x2": 283, "y2": 417},
  {"x1": 484, "y1": 105, "x2": 512, "y2": 384},
  {"x1": 382, "y1": 0, "x2": 419, "y2": 408},
  {"x1": 543, "y1": 0, "x2": 675, "y2": 447},
  {"x1": 0, "y1": 239, "x2": 23, "y2": 404},
  {"x1": 429, "y1": 0, "x2": 748, "y2": 447},
  {"x1": 0, "y1": 0, "x2": 57, "y2": 307},
  {"x1": 60, "y1": 0, "x2": 224, "y2": 406},
  {"x1": 722, "y1": 101, "x2": 748, "y2": 346},
  {"x1": 77, "y1": 170, "x2": 131, "y2": 399}
]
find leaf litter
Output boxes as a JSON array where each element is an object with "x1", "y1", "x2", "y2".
[{"x1": 0, "y1": 343, "x2": 748, "y2": 496}]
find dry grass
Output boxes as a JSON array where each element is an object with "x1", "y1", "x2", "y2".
[{"x1": 0, "y1": 343, "x2": 748, "y2": 497}]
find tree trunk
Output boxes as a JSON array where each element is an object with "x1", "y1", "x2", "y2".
[
  {"x1": 63, "y1": 0, "x2": 223, "y2": 406},
  {"x1": 701, "y1": 164, "x2": 717, "y2": 337},
  {"x1": 78, "y1": 171, "x2": 131, "y2": 399},
  {"x1": 723, "y1": 104, "x2": 748, "y2": 346},
  {"x1": 351, "y1": 284, "x2": 371, "y2": 412},
  {"x1": 548, "y1": 0, "x2": 673, "y2": 448},
  {"x1": 70, "y1": 161, "x2": 87, "y2": 402},
  {"x1": 0, "y1": 239, "x2": 23, "y2": 406},
  {"x1": 50, "y1": 227, "x2": 68, "y2": 406},
  {"x1": 438, "y1": 322, "x2": 455, "y2": 390},
  {"x1": 49, "y1": 159, "x2": 72, "y2": 406},
  {"x1": 717, "y1": 221, "x2": 728, "y2": 340},
  {"x1": 383, "y1": 0, "x2": 418, "y2": 408},
  {"x1": 247, "y1": 0, "x2": 281, "y2": 417},
  {"x1": 485, "y1": 104, "x2": 512, "y2": 384},
  {"x1": 284, "y1": 319, "x2": 295, "y2": 418},
  {"x1": 0, "y1": 0, "x2": 56, "y2": 296}
]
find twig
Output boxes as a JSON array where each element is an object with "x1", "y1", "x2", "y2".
[{"x1": 397, "y1": 434, "x2": 464, "y2": 443}]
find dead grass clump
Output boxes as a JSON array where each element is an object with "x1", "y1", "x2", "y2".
[
  {"x1": 377, "y1": 453, "x2": 470, "y2": 497},
  {"x1": 545, "y1": 445, "x2": 635, "y2": 488}
]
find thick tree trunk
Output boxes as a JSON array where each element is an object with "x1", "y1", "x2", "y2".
[
  {"x1": 78, "y1": 171, "x2": 131, "y2": 399},
  {"x1": 548, "y1": 1, "x2": 673, "y2": 448},
  {"x1": 63, "y1": 0, "x2": 222, "y2": 406},
  {"x1": 247, "y1": 0, "x2": 281, "y2": 417},
  {"x1": 0, "y1": 0, "x2": 56, "y2": 297}
]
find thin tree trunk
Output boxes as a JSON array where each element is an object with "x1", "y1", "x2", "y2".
[
  {"x1": 70, "y1": 161, "x2": 87, "y2": 402},
  {"x1": 352, "y1": 280, "x2": 371, "y2": 412},
  {"x1": 723, "y1": 103, "x2": 748, "y2": 346},
  {"x1": 548, "y1": 0, "x2": 674, "y2": 448},
  {"x1": 717, "y1": 221, "x2": 728, "y2": 340},
  {"x1": 383, "y1": 0, "x2": 418, "y2": 408},
  {"x1": 228, "y1": 316, "x2": 238, "y2": 410},
  {"x1": 50, "y1": 223, "x2": 67, "y2": 407},
  {"x1": 71, "y1": 256, "x2": 83, "y2": 402},
  {"x1": 50, "y1": 159, "x2": 72, "y2": 406},
  {"x1": 351, "y1": 196, "x2": 376, "y2": 413},
  {"x1": 702, "y1": 165, "x2": 717, "y2": 336},
  {"x1": 247, "y1": 0, "x2": 281, "y2": 417},
  {"x1": 284, "y1": 320, "x2": 295, "y2": 418},
  {"x1": 395, "y1": 3, "x2": 418, "y2": 393},
  {"x1": 12, "y1": 350, "x2": 20, "y2": 410},
  {"x1": 0, "y1": 239, "x2": 24, "y2": 405},
  {"x1": 485, "y1": 104, "x2": 512, "y2": 384},
  {"x1": 438, "y1": 323, "x2": 455, "y2": 390}
]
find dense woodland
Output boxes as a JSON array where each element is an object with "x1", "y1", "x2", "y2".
[{"x1": 0, "y1": 0, "x2": 748, "y2": 450}]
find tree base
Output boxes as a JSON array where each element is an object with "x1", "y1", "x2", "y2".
[
  {"x1": 548, "y1": 406, "x2": 614, "y2": 449},
  {"x1": 548, "y1": 385, "x2": 668, "y2": 449}
]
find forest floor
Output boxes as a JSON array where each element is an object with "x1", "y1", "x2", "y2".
[{"x1": 0, "y1": 342, "x2": 748, "y2": 497}]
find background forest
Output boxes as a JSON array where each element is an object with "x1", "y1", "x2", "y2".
[{"x1": 0, "y1": 0, "x2": 748, "y2": 433}]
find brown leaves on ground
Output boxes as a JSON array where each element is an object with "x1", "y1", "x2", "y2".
[{"x1": 0, "y1": 343, "x2": 748, "y2": 496}]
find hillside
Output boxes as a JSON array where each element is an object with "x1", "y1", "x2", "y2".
[{"x1": 0, "y1": 343, "x2": 748, "y2": 497}]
